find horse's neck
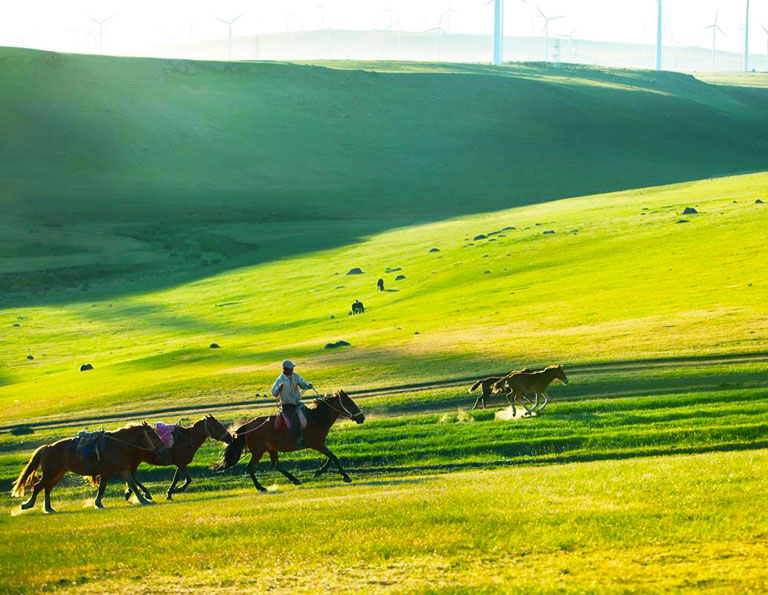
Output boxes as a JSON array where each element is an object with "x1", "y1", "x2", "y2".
[
  {"x1": 316, "y1": 402, "x2": 340, "y2": 429},
  {"x1": 187, "y1": 421, "x2": 207, "y2": 448},
  {"x1": 541, "y1": 368, "x2": 558, "y2": 386}
]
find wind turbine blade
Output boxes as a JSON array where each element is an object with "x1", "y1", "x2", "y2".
[
  {"x1": 103, "y1": 14, "x2": 117, "y2": 24},
  {"x1": 537, "y1": 7, "x2": 547, "y2": 20},
  {"x1": 763, "y1": 24, "x2": 768, "y2": 34},
  {"x1": 232, "y1": 13, "x2": 245, "y2": 24},
  {"x1": 717, "y1": 26, "x2": 726, "y2": 36},
  {"x1": 551, "y1": 16, "x2": 565, "y2": 21}
]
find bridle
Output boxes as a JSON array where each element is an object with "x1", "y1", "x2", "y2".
[
  {"x1": 315, "y1": 393, "x2": 364, "y2": 422},
  {"x1": 203, "y1": 417, "x2": 231, "y2": 442}
]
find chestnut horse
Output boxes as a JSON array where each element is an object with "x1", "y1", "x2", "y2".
[
  {"x1": 494, "y1": 365, "x2": 569, "y2": 414},
  {"x1": 469, "y1": 368, "x2": 531, "y2": 411},
  {"x1": 11, "y1": 422, "x2": 167, "y2": 513},
  {"x1": 218, "y1": 390, "x2": 364, "y2": 491},
  {"x1": 125, "y1": 415, "x2": 233, "y2": 502}
]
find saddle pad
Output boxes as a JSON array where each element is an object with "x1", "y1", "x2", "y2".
[
  {"x1": 155, "y1": 422, "x2": 177, "y2": 448},
  {"x1": 274, "y1": 408, "x2": 308, "y2": 432},
  {"x1": 74, "y1": 431, "x2": 103, "y2": 460}
]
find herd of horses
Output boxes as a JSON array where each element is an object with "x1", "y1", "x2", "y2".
[{"x1": 10, "y1": 366, "x2": 567, "y2": 514}]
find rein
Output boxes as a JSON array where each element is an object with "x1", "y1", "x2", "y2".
[{"x1": 103, "y1": 425, "x2": 163, "y2": 452}]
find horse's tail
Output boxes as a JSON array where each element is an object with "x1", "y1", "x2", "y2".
[
  {"x1": 10, "y1": 445, "x2": 47, "y2": 497},
  {"x1": 217, "y1": 433, "x2": 246, "y2": 470},
  {"x1": 85, "y1": 475, "x2": 100, "y2": 488},
  {"x1": 468, "y1": 380, "x2": 483, "y2": 393}
]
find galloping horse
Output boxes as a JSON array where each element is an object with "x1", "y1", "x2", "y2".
[
  {"x1": 494, "y1": 365, "x2": 569, "y2": 414},
  {"x1": 11, "y1": 422, "x2": 167, "y2": 512},
  {"x1": 469, "y1": 368, "x2": 531, "y2": 411},
  {"x1": 125, "y1": 415, "x2": 232, "y2": 502},
  {"x1": 218, "y1": 390, "x2": 364, "y2": 491}
]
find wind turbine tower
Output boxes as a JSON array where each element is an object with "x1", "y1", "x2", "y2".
[
  {"x1": 89, "y1": 14, "x2": 117, "y2": 55},
  {"x1": 656, "y1": 0, "x2": 662, "y2": 70},
  {"x1": 703, "y1": 12, "x2": 725, "y2": 72},
  {"x1": 537, "y1": 6, "x2": 564, "y2": 62},
  {"x1": 216, "y1": 13, "x2": 244, "y2": 61},
  {"x1": 492, "y1": 0, "x2": 504, "y2": 66},
  {"x1": 744, "y1": 0, "x2": 751, "y2": 71},
  {"x1": 763, "y1": 25, "x2": 768, "y2": 71}
]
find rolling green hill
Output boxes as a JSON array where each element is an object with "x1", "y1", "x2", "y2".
[{"x1": 3, "y1": 47, "x2": 768, "y2": 303}]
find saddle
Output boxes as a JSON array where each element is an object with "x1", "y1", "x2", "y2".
[
  {"x1": 274, "y1": 407, "x2": 308, "y2": 432},
  {"x1": 154, "y1": 422, "x2": 177, "y2": 449},
  {"x1": 73, "y1": 430, "x2": 104, "y2": 462}
]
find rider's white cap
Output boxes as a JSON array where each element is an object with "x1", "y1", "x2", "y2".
[{"x1": 281, "y1": 359, "x2": 295, "y2": 369}]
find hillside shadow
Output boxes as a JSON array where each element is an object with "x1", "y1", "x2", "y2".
[{"x1": 3, "y1": 49, "x2": 768, "y2": 307}]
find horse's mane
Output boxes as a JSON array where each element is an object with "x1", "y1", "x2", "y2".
[{"x1": 111, "y1": 422, "x2": 147, "y2": 432}]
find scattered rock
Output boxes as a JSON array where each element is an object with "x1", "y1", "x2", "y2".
[
  {"x1": 483, "y1": 254, "x2": 489, "y2": 258},
  {"x1": 535, "y1": 223, "x2": 543, "y2": 226},
  {"x1": 385, "y1": 267, "x2": 402, "y2": 273},
  {"x1": 414, "y1": 331, "x2": 420, "y2": 335},
  {"x1": 484, "y1": 270, "x2": 491, "y2": 274},
  {"x1": 395, "y1": 275, "x2": 406, "y2": 280},
  {"x1": 488, "y1": 239, "x2": 497, "y2": 242},
  {"x1": 324, "y1": 340, "x2": 351, "y2": 350},
  {"x1": 10, "y1": 425, "x2": 34, "y2": 436},
  {"x1": 473, "y1": 234, "x2": 487, "y2": 241},
  {"x1": 330, "y1": 315, "x2": 335, "y2": 319},
  {"x1": 543, "y1": 230, "x2": 556, "y2": 235},
  {"x1": 346, "y1": 268, "x2": 364, "y2": 275},
  {"x1": 80, "y1": 363, "x2": 93, "y2": 371},
  {"x1": 681, "y1": 207, "x2": 698, "y2": 215},
  {"x1": 210, "y1": 343, "x2": 220, "y2": 349},
  {"x1": 429, "y1": 248, "x2": 440, "y2": 253},
  {"x1": 26, "y1": 355, "x2": 34, "y2": 360},
  {"x1": 336, "y1": 285, "x2": 345, "y2": 289},
  {"x1": 675, "y1": 219, "x2": 689, "y2": 224},
  {"x1": 12, "y1": 323, "x2": 20, "y2": 327},
  {"x1": 756, "y1": 199, "x2": 764, "y2": 204}
]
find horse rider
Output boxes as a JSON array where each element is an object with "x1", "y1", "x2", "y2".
[{"x1": 271, "y1": 359, "x2": 314, "y2": 448}]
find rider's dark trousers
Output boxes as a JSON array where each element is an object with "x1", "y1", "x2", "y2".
[{"x1": 282, "y1": 404, "x2": 303, "y2": 445}]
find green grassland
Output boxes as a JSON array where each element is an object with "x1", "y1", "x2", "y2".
[{"x1": 3, "y1": 48, "x2": 768, "y2": 593}]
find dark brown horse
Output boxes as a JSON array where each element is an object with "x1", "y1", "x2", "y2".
[
  {"x1": 11, "y1": 422, "x2": 167, "y2": 513},
  {"x1": 125, "y1": 415, "x2": 233, "y2": 501},
  {"x1": 218, "y1": 390, "x2": 364, "y2": 491}
]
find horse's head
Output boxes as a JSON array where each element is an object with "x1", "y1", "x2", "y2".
[
  {"x1": 330, "y1": 390, "x2": 365, "y2": 424},
  {"x1": 553, "y1": 364, "x2": 568, "y2": 385},
  {"x1": 204, "y1": 414, "x2": 234, "y2": 444}
]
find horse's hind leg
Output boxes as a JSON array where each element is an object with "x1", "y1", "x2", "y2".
[
  {"x1": 503, "y1": 391, "x2": 516, "y2": 417},
  {"x1": 165, "y1": 468, "x2": 182, "y2": 500},
  {"x1": 316, "y1": 445, "x2": 351, "y2": 483},
  {"x1": 313, "y1": 457, "x2": 332, "y2": 477},
  {"x1": 173, "y1": 468, "x2": 193, "y2": 494},
  {"x1": 246, "y1": 451, "x2": 267, "y2": 493},
  {"x1": 121, "y1": 471, "x2": 150, "y2": 506},
  {"x1": 270, "y1": 451, "x2": 302, "y2": 486},
  {"x1": 21, "y1": 477, "x2": 44, "y2": 510},
  {"x1": 94, "y1": 475, "x2": 109, "y2": 509},
  {"x1": 43, "y1": 470, "x2": 66, "y2": 514},
  {"x1": 537, "y1": 392, "x2": 549, "y2": 412}
]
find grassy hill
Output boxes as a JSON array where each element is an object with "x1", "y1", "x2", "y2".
[
  {"x1": 3, "y1": 47, "x2": 768, "y2": 303},
  {"x1": 2, "y1": 170, "x2": 767, "y2": 422}
]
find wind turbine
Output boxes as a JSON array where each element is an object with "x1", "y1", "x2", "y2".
[
  {"x1": 483, "y1": 0, "x2": 504, "y2": 66},
  {"x1": 703, "y1": 12, "x2": 725, "y2": 72},
  {"x1": 215, "y1": 13, "x2": 244, "y2": 61},
  {"x1": 562, "y1": 28, "x2": 577, "y2": 62},
  {"x1": 656, "y1": 0, "x2": 663, "y2": 70},
  {"x1": 424, "y1": 10, "x2": 455, "y2": 62},
  {"x1": 537, "y1": 6, "x2": 565, "y2": 62},
  {"x1": 372, "y1": 24, "x2": 391, "y2": 60},
  {"x1": 744, "y1": 0, "x2": 751, "y2": 71},
  {"x1": 88, "y1": 14, "x2": 117, "y2": 55}
]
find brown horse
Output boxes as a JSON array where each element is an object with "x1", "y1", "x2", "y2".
[
  {"x1": 494, "y1": 365, "x2": 569, "y2": 414},
  {"x1": 11, "y1": 422, "x2": 167, "y2": 513},
  {"x1": 125, "y1": 415, "x2": 233, "y2": 502},
  {"x1": 469, "y1": 368, "x2": 532, "y2": 411},
  {"x1": 218, "y1": 390, "x2": 364, "y2": 491}
]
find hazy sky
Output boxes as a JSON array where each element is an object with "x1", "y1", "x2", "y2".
[{"x1": 2, "y1": 0, "x2": 766, "y2": 56}]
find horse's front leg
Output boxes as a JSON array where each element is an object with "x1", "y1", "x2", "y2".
[
  {"x1": 165, "y1": 467, "x2": 182, "y2": 500},
  {"x1": 316, "y1": 445, "x2": 351, "y2": 483},
  {"x1": 94, "y1": 475, "x2": 109, "y2": 509},
  {"x1": 270, "y1": 451, "x2": 302, "y2": 485},
  {"x1": 502, "y1": 391, "x2": 516, "y2": 417},
  {"x1": 121, "y1": 470, "x2": 150, "y2": 505},
  {"x1": 537, "y1": 392, "x2": 549, "y2": 412},
  {"x1": 173, "y1": 468, "x2": 193, "y2": 493}
]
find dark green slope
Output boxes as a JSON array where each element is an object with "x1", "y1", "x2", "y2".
[{"x1": 2, "y1": 47, "x2": 768, "y2": 302}]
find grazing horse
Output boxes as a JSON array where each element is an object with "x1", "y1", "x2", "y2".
[
  {"x1": 10, "y1": 422, "x2": 166, "y2": 512},
  {"x1": 351, "y1": 300, "x2": 365, "y2": 315},
  {"x1": 218, "y1": 390, "x2": 364, "y2": 491},
  {"x1": 494, "y1": 365, "x2": 569, "y2": 414},
  {"x1": 125, "y1": 415, "x2": 233, "y2": 502},
  {"x1": 469, "y1": 368, "x2": 531, "y2": 411}
]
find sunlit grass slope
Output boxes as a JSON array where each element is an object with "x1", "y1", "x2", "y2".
[
  {"x1": 3, "y1": 47, "x2": 768, "y2": 300},
  {"x1": 2, "y1": 172, "x2": 767, "y2": 421},
  {"x1": 2, "y1": 449, "x2": 767, "y2": 593}
]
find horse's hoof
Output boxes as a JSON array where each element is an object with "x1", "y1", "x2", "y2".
[
  {"x1": 20, "y1": 501, "x2": 33, "y2": 510},
  {"x1": 124, "y1": 491, "x2": 131, "y2": 501},
  {"x1": 257, "y1": 488, "x2": 268, "y2": 493},
  {"x1": 293, "y1": 480, "x2": 302, "y2": 486},
  {"x1": 44, "y1": 507, "x2": 55, "y2": 514},
  {"x1": 165, "y1": 494, "x2": 173, "y2": 501},
  {"x1": 94, "y1": 502, "x2": 104, "y2": 509},
  {"x1": 342, "y1": 476, "x2": 352, "y2": 484},
  {"x1": 145, "y1": 493, "x2": 153, "y2": 501}
]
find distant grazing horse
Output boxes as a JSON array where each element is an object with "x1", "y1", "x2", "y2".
[
  {"x1": 125, "y1": 415, "x2": 232, "y2": 502},
  {"x1": 469, "y1": 368, "x2": 531, "y2": 412},
  {"x1": 218, "y1": 390, "x2": 364, "y2": 491},
  {"x1": 11, "y1": 423, "x2": 167, "y2": 512},
  {"x1": 351, "y1": 300, "x2": 365, "y2": 315},
  {"x1": 494, "y1": 365, "x2": 569, "y2": 414}
]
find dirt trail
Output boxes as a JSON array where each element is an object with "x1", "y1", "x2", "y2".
[{"x1": 3, "y1": 351, "x2": 767, "y2": 433}]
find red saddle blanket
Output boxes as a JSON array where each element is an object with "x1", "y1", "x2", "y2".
[{"x1": 274, "y1": 408, "x2": 308, "y2": 432}]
